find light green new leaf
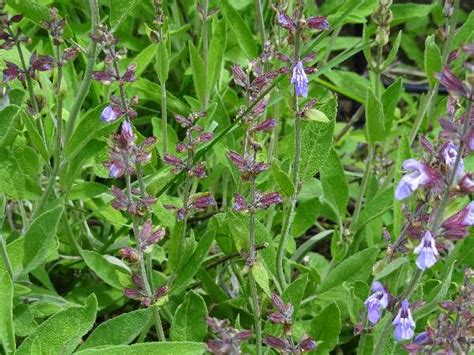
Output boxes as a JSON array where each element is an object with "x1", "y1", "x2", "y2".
[
  {"x1": 382, "y1": 30, "x2": 402, "y2": 69},
  {"x1": 79, "y1": 309, "x2": 152, "y2": 350},
  {"x1": 319, "y1": 248, "x2": 378, "y2": 293},
  {"x1": 252, "y1": 259, "x2": 271, "y2": 297},
  {"x1": 189, "y1": 42, "x2": 207, "y2": 107},
  {"x1": 133, "y1": 43, "x2": 158, "y2": 78},
  {"x1": 16, "y1": 294, "x2": 98, "y2": 355},
  {"x1": 0, "y1": 105, "x2": 22, "y2": 147},
  {"x1": 218, "y1": 0, "x2": 257, "y2": 59},
  {"x1": 424, "y1": 35, "x2": 442, "y2": 87},
  {"x1": 156, "y1": 40, "x2": 169, "y2": 84},
  {"x1": 170, "y1": 292, "x2": 208, "y2": 342},
  {"x1": 22, "y1": 202, "x2": 64, "y2": 274},
  {"x1": 452, "y1": 11, "x2": 474, "y2": 48},
  {"x1": 365, "y1": 88, "x2": 385, "y2": 143},
  {"x1": 283, "y1": 275, "x2": 308, "y2": 320},
  {"x1": 75, "y1": 342, "x2": 206, "y2": 355},
  {"x1": 311, "y1": 303, "x2": 341, "y2": 355},
  {"x1": 300, "y1": 96, "x2": 337, "y2": 182},
  {"x1": 81, "y1": 250, "x2": 132, "y2": 290},
  {"x1": 0, "y1": 271, "x2": 15, "y2": 354}
]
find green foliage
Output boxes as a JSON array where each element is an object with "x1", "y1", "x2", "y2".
[
  {"x1": 0, "y1": 272, "x2": 15, "y2": 354},
  {"x1": 170, "y1": 292, "x2": 208, "y2": 342},
  {"x1": 75, "y1": 342, "x2": 207, "y2": 355},
  {"x1": 311, "y1": 303, "x2": 341, "y2": 355}
]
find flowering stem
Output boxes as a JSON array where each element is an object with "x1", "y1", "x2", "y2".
[
  {"x1": 276, "y1": 26, "x2": 302, "y2": 289},
  {"x1": 161, "y1": 82, "x2": 168, "y2": 154},
  {"x1": 64, "y1": 0, "x2": 99, "y2": 145},
  {"x1": 374, "y1": 96, "x2": 472, "y2": 355},
  {"x1": 248, "y1": 169, "x2": 262, "y2": 355},
  {"x1": 408, "y1": 0, "x2": 459, "y2": 146}
]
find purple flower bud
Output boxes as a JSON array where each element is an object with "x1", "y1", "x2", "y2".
[
  {"x1": 364, "y1": 281, "x2": 389, "y2": 324},
  {"x1": 298, "y1": 337, "x2": 316, "y2": 352},
  {"x1": 414, "y1": 231, "x2": 439, "y2": 270},
  {"x1": 265, "y1": 335, "x2": 288, "y2": 350},
  {"x1": 393, "y1": 300, "x2": 416, "y2": 341},
  {"x1": 155, "y1": 285, "x2": 169, "y2": 298},
  {"x1": 413, "y1": 331, "x2": 431, "y2": 345},
  {"x1": 306, "y1": 16, "x2": 329, "y2": 30},
  {"x1": 63, "y1": 47, "x2": 80, "y2": 62},
  {"x1": 461, "y1": 43, "x2": 474, "y2": 56},
  {"x1": 30, "y1": 53, "x2": 55, "y2": 72},
  {"x1": 177, "y1": 208, "x2": 185, "y2": 220},
  {"x1": 277, "y1": 12, "x2": 295, "y2": 30},
  {"x1": 123, "y1": 288, "x2": 139, "y2": 299},
  {"x1": 440, "y1": 141, "x2": 464, "y2": 180},
  {"x1": 10, "y1": 15, "x2": 24, "y2": 23},
  {"x1": 235, "y1": 330, "x2": 252, "y2": 341},
  {"x1": 119, "y1": 247, "x2": 139, "y2": 262},
  {"x1": 460, "y1": 173, "x2": 474, "y2": 193},
  {"x1": 395, "y1": 159, "x2": 437, "y2": 200},
  {"x1": 122, "y1": 63, "x2": 136, "y2": 82},
  {"x1": 121, "y1": 120, "x2": 135, "y2": 145},
  {"x1": 437, "y1": 67, "x2": 468, "y2": 97},
  {"x1": 176, "y1": 142, "x2": 187, "y2": 153},
  {"x1": 233, "y1": 193, "x2": 248, "y2": 212},
  {"x1": 251, "y1": 97, "x2": 269, "y2": 117},
  {"x1": 442, "y1": 202, "x2": 474, "y2": 230},
  {"x1": 3, "y1": 62, "x2": 23, "y2": 82},
  {"x1": 198, "y1": 132, "x2": 213, "y2": 142},
  {"x1": 291, "y1": 61, "x2": 309, "y2": 97},
  {"x1": 276, "y1": 53, "x2": 291, "y2": 63},
  {"x1": 132, "y1": 272, "x2": 144, "y2": 288},
  {"x1": 465, "y1": 129, "x2": 474, "y2": 152},
  {"x1": 253, "y1": 118, "x2": 276, "y2": 132},
  {"x1": 192, "y1": 193, "x2": 214, "y2": 209},
  {"x1": 92, "y1": 70, "x2": 114, "y2": 85},
  {"x1": 257, "y1": 192, "x2": 282, "y2": 209},
  {"x1": 174, "y1": 113, "x2": 192, "y2": 127},
  {"x1": 163, "y1": 153, "x2": 183, "y2": 166},
  {"x1": 107, "y1": 161, "x2": 124, "y2": 178},
  {"x1": 231, "y1": 64, "x2": 247, "y2": 88},
  {"x1": 101, "y1": 105, "x2": 122, "y2": 122},
  {"x1": 227, "y1": 151, "x2": 247, "y2": 170}
]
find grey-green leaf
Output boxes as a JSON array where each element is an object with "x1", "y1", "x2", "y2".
[
  {"x1": 311, "y1": 303, "x2": 341, "y2": 354},
  {"x1": 79, "y1": 309, "x2": 152, "y2": 350},
  {"x1": 365, "y1": 88, "x2": 385, "y2": 144},
  {"x1": 0, "y1": 271, "x2": 15, "y2": 354},
  {"x1": 75, "y1": 342, "x2": 207, "y2": 355},
  {"x1": 170, "y1": 292, "x2": 208, "y2": 342},
  {"x1": 81, "y1": 250, "x2": 132, "y2": 290},
  {"x1": 16, "y1": 294, "x2": 98, "y2": 355}
]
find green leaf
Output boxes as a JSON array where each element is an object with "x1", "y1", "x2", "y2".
[
  {"x1": 0, "y1": 271, "x2": 15, "y2": 354},
  {"x1": 319, "y1": 248, "x2": 379, "y2": 293},
  {"x1": 156, "y1": 41, "x2": 169, "y2": 84},
  {"x1": 218, "y1": 0, "x2": 257, "y2": 59},
  {"x1": 16, "y1": 294, "x2": 98, "y2": 355},
  {"x1": 75, "y1": 342, "x2": 206, "y2": 355},
  {"x1": 21, "y1": 111, "x2": 48, "y2": 162},
  {"x1": 0, "y1": 105, "x2": 22, "y2": 147},
  {"x1": 390, "y1": 3, "x2": 435, "y2": 26},
  {"x1": 272, "y1": 159, "x2": 295, "y2": 198},
  {"x1": 352, "y1": 187, "x2": 394, "y2": 234},
  {"x1": 424, "y1": 35, "x2": 442, "y2": 87},
  {"x1": 170, "y1": 292, "x2": 207, "y2": 342},
  {"x1": 133, "y1": 43, "x2": 158, "y2": 78},
  {"x1": 365, "y1": 88, "x2": 385, "y2": 143},
  {"x1": 382, "y1": 31, "x2": 402, "y2": 69},
  {"x1": 173, "y1": 221, "x2": 216, "y2": 293},
  {"x1": 252, "y1": 258, "x2": 272, "y2": 297},
  {"x1": 283, "y1": 275, "x2": 308, "y2": 320},
  {"x1": 321, "y1": 148, "x2": 348, "y2": 215},
  {"x1": 69, "y1": 182, "x2": 109, "y2": 200},
  {"x1": 22, "y1": 203, "x2": 64, "y2": 274},
  {"x1": 310, "y1": 303, "x2": 341, "y2": 354},
  {"x1": 207, "y1": 19, "x2": 227, "y2": 94},
  {"x1": 300, "y1": 96, "x2": 337, "y2": 182},
  {"x1": 79, "y1": 309, "x2": 152, "y2": 350},
  {"x1": 381, "y1": 78, "x2": 403, "y2": 133},
  {"x1": 109, "y1": 0, "x2": 139, "y2": 32},
  {"x1": 81, "y1": 250, "x2": 132, "y2": 290},
  {"x1": 414, "y1": 263, "x2": 454, "y2": 319},
  {"x1": 452, "y1": 11, "x2": 474, "y2": 48},
  {"x1": 188, "y1": 42, "x2": 206, "y2": 107}
]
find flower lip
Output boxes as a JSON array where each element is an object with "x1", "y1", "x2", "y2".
[
  {"x1": 393, "y1": 299, "x2": 416, "y2": 341},
  {"x1": 413, "y1": 231, "x2": 439, "y2": 270},
  {"x1": 291, "y1": 61, "x2": 309, "y2": 98}
]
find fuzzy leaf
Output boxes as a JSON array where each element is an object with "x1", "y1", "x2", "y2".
[
  {"x1": 170, "y1": 292, "x2": 207, "y2": 342},
  {"x1": 81, "y1": 250, "x2": 132, "y2": 290},
  {"x1": 0, "y1": 271, "x2": 15, "y2": 354},
  {"x1": 365, "y1": 88, "x2": 385, "y2": 143},
  {"x1": 75, "y1": 342, "x2": 206, "y2": 355},
  {"x1": 310, "y1": 303, "x2": 341, "y2": 354}
]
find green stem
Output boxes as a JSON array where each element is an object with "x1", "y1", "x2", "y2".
[
  {"x1": 0, "y1": 233, "x2": 14, "y2": 280},
  {"x1": 202, "y1": 0, "x2": 209, "y2": 109},
  {"x1": 63, "y1": 0, "x2": 99, "y2": 145},
  {"x1": 161, "y1": 82, "x2": 168, "y2": 154},
  {"x1": 351, "y1": 145, "x2": 374, "y2": 228},
  {"x1": 276, "y1": 26, "x2": 302, "y2": 289},
  {"x1": 408, "y1": 0, "x2": 459, "y2": 146},
  {"x1": 255, "y1": 0, "x2": 266, "y2": 47}
]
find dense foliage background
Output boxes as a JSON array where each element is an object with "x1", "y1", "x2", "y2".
[{"x1": 0, "y1": 0, "x2": 473, "y2": 354}]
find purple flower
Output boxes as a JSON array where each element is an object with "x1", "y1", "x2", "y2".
[
  {"x1": 364, "y1": 281, "x2": 389, "y2": 324},
  {"x1": 440, "y1": 141, "x2": 464, "y2": 180},
  {"x1": 268, "y1": 293, "x2": 294, "y2": 326},
  {"x1": 395, "y1": 159, "x2": 436, "y2": 200},
  {"x1": 413, "y1": 231, "x2": 439, "y2": 270},
  {"x1": 3, "y1": 62, "x2": 24, "y2": 82},
  {"x1": 252, "y1": 118, "x2": 276, "y2": 132},
  {"x1": 107, "y1": 161, "x2": 124, "y2": 178},
  {"x1": 291, "y1": 61, "x2": 309, "y2": 97},
  {"x1": 437, "y1": 67, "x2": 468, "y2": 97},
  {"x1": 442, "y1": 202, "x2": 474, "y2": 229},
  {"x1": 306, "y1": 16, "x2": 329, "y2": 30},
  {"x1": 393, "y1": 300, "x2": 416, "y2": 341},
  {"x1": 277, "y1": 12, "x2": 295, "y2": 30},
  {"x1": 121, "y1": 120, "x2": 135, "y2": 146},
  {"x1": 101, "y1": 105, "x2": 122, "y2": 122},
  {"x1": 233, "y1": 193, "x2": 248, "y2": 212},
  {"x1": 460, "y1": 173, "x2": 474, "y2": 193}
]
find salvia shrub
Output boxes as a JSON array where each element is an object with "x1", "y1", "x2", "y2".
[{"x1": 0, "y1": 0, "x2": 473, "y2": 354}]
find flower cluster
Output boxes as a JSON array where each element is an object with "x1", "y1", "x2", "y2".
[
  {"x1": 276, "y1": 8, "x2": 329, "y2": 97},
  {"x1": 90, "y1": 24, "x2": 138, "y2": 122},
  {"x1": 404, "y1": 268, "x2": 473, "y2": 354},
  {"x1": 124, "y1": 272, "x2": 169, "y2": 307},
  {"x1": 264, "y1": 293, "x2": 316, "y2": 354},
  {"x1": 206, "y1": 317, "x2": 252, "y2": 354},
  {"x1": 364, "y1": 282, "x2": 416, "y2": 341},
  {"x1": 163, "y1": 111, "x2": 215, "y2": 220}
]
